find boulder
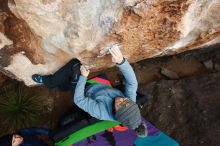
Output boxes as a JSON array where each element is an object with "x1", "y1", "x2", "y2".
[{"x1": 0, "y1": 0, "x2": 220, "y2": 85}]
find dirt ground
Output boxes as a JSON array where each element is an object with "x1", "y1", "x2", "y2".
[
  {"x1": 0, "y1": 46, "x2": 220, "y2": 145},
  {"x1": 139, "y1": 72, "x2": 220, "y2": 146}
]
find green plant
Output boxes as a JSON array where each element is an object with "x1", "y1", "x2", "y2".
[{"x1": 0, "y1": 83, "x2": 42, "y2": 136}]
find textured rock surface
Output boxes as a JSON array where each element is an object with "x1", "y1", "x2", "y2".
[
  {"x1": 139, "y1": 72, "x2": 220, "y2": 146},
  {"x1": 0, "y1": 0, "x2": 220, "y2": 85}
]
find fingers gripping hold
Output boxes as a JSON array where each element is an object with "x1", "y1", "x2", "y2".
[
  {"x1": 109, "y1": 44, "x2": 124, "y2": 64},
  {"x1": 80, "y1": 65, "x2": 90, "y2": 77}
]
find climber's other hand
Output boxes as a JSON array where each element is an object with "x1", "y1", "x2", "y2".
[{"x1": 80, "y1": 65, "x2": 90, "y2": 77}]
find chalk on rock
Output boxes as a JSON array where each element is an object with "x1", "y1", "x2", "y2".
[
  {"x1": 98, "y1": 44, "x2": 121, "y2": 58},
  {"x1": 161, "y1": 67, "x2": 179, "y2": 79},
  {"x1": 203, "y1": 60, "x2": 213, "y2": 70}
]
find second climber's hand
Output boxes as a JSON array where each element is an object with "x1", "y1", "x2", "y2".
[
  {"x1": 80, "y1": 65, "x2": 90, "y2": 77},
  {"x1": 109, "y1": 45, "x2": 124, "y2": 64}
]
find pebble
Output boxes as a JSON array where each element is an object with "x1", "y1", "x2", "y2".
[
  {"x1": 203, "y1": 60, "x2": 213, "y2": 70},
  {"x1": 161, "y1": 67, "x2": 179, "y2": 79}
]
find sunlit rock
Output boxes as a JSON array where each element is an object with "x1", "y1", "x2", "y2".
[{"x1": 0, "y1": 0, "x2": 220, "y2": 85}]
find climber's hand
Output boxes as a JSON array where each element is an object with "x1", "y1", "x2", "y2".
[
  {"x1": 80, "y1": 65, "x2": 90, "y2": 77},
  {"x1": 109, "y1": 45, "x2": 124, "y2": 64}
]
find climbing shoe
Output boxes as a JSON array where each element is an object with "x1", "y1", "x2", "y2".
[{"x1": 32, "y1": 74, "x2": 44, "y2": 84}]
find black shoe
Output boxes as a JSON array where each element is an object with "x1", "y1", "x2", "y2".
[{"x1": 70, "y1": 60, "x2": 81, "y2": 83}]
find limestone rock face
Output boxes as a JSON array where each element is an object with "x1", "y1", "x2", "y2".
[{"x1": 0, "y1": 0, "x2": 220, "y2": 85}]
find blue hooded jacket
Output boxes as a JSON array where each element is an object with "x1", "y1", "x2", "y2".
[{"x1": 74, "y1": 59, "x2": 138, "y2": 121}]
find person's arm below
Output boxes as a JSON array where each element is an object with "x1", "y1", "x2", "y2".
[
  {"x1": 73, "y1": 66, "x2": 103, "y2": 119},
  {"x1": 116, "y1": 59, "x2": 138, "y2": 102},
  {"x1": 21, "y1": 128, "x2": 49, "y2": 136}
]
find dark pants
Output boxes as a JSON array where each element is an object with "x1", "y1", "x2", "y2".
[
  {"x1": 42, "y1": 59, "x2": 81, "y2": 91},
  {"x1": 42, "y1": 59, "x2": 93, "y2": 133},
  {"x1": 43, "y1": 59, "x2": 94, "y2": 142}
]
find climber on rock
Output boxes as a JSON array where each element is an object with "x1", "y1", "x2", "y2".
[
  {"x1": 32, "y1": 46, "x2": 147, "y2": 137},
  {"x1": 74, "y1": 46, "x2": 148, "y2": 137}
]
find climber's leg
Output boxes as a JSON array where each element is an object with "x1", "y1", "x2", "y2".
[{"x1": 32, "y1": 59, "x2": 81, "y2": 91}]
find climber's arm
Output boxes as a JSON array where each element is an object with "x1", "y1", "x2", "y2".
[
  {"x1": 73, "y1": 67, "x2": 103, "y2": 119},
  {"x1": 109, "y1": 46, "x2": 138, "y2": 102},
  {"x1": 116, "y1": 59, "x2": 138, "y2": 102}
]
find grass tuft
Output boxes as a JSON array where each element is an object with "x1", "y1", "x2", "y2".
[{"x1": 0, "y1": 83, "x2": 42, "y2": 136}]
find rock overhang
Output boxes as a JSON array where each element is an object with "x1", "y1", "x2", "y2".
[{"x1": 0, "y1": 0, "x2": 220, "y2": 86}]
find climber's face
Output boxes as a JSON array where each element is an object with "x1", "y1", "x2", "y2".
[
  {"x1": 12, "y1": 134, "x2": 23, "y2": 146},
  {"x1": 114, "y1": 97, "x2": 130, "y2": 111}
]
